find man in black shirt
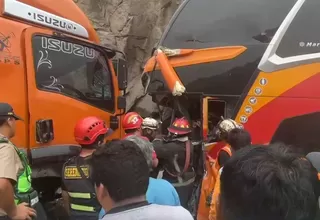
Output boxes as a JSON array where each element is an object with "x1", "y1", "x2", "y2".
[{"x1": 61, "y1": 116, "x2": 112, "y2": 220}]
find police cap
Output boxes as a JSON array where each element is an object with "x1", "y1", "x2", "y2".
[{"x1": 0, "y1": 103, "x2": 23, "y2": 120}]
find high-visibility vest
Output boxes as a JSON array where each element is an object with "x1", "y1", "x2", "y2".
[
  {"x1": 62, "y1": 156, "x2": 101, "y2": 219},
  {"x1": 197, "y1": 154, "x2": 216, "y2": 220},
  {"x1": 213, "y1": 146, "x2": 232, "y2": 178},
  {"x1": 209, "y1": 167, "x2": 223, "y2": 220},
  {"x1": 209, "y1": 146, "x2": 232, "y2": 220},
  {"x1": 0, "y1": 138, "x2": 38, "y2": 206},
  {"x1": 197, "y1": 145, "x2": 231, "y2": 220}
]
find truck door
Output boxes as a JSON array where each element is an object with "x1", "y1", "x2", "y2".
[{"x1": 24, "y1": 28, "x2": 121, "y2": 149}]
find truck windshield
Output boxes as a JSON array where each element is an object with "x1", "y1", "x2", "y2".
[
  {"x1": 32, "y1": 35, "x2": 114, "y2": 112},
  {"x1": 161, "y1": 0, "x2": 295, "y2": 49}
]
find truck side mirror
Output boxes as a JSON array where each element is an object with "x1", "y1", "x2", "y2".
[{"x1": 113, "y1": 58, "x2": 128, "y2": 90}]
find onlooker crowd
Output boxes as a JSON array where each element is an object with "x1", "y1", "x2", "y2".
[
  {"x1": 90, "y1": 114, "x2": 320, "y2": 220},
  {"x1": 3, "y1": 106, "x2": 319, "y2": 220}
]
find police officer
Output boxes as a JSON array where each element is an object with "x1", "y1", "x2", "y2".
[
  {"x1": 153, "y1": 117, "x2": 195, "y2": 208},
  {"x1": 61, "y1": 116, "x2": 113, "y2": 220},
  {"x1": 0, "y1": 103, "x2": 47, "y2": 220}
]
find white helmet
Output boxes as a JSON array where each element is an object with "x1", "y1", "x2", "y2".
[
  {"x1": 217, "y1": 117, "x2": 243, "y2": 134},
  {"x1": 142, "y1": 117, "x2": 159, "y2": 130}
]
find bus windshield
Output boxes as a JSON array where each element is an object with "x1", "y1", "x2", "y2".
[{"x1": 161, "y1": 0, "x2": 295, "y2": 49}]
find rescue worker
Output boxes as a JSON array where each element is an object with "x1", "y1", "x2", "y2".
[
  {"x1": 199, "y1": 119, "x2": 243, "y2": 220},
  {"x1": 141, "y1": 117, "x2": 160, "y2": 141},
  {"x1": 122, "y1": 112, "x2": 147, "y2": 139},
  {"x1": 212, "y1": 118, "x2": 243, "y2": 168},
  {"x1": 0, "y1": 102, "x2": 47, "y2": 220},
  {"x1": 208, "y1": 128, "x2": 251, "y2": 220},
  {"x1": 153, "y1": 117, "x2": 195, "y2": 208},
  {"x1": 122, "y1": 112, "x2": 151, "y2": 141},
  {"x1": 61, "y1": 116, "x2": 113, "y2": 220}
]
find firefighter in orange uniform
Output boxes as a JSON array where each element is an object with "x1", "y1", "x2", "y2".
[
  {"x1": 211, "y1": 118, "x2": 243, "y2": 169},
  {"x1": 209, "y1": 127, "x2": 251, "y2": 220},
  {"x1": 198, "y1": 118, "x2": 242, "y2": 220}
]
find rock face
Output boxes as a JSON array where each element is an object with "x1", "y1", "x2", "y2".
[{"x1": 75, "y1": 0, "x2": 181, "y2": 116}]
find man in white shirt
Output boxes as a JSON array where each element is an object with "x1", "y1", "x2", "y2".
[{"x1": 90, "y1": 139, "x2": 193, "y2": 220}]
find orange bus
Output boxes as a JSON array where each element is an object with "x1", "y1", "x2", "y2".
[
  {"x1": 142, "y1": 0, "x2": 320, "y2": 218},
  {"x1": 0, "y1": 0, "x2": 126, "y2": 209}
]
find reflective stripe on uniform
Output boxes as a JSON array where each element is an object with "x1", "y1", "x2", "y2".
[
  {"x1": 68, "y1": 192, "x2": 91, "y2": 199},
  {"x1": 0, "y1": 138, "x2": 34, "y2": 204},
  {"x1": 17, "y1": 173, "x2": 32, "y2": 193},
  {"x1": 71, "y1": 204, "x2": 95, "y2": 212}
]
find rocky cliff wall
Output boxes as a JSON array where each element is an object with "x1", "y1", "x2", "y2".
[{"x1": 75, "y1": 0, "x2": 181, "y2": 116}]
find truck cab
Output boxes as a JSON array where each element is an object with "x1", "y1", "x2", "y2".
[{"x1": 0, "y1": 0, "x2": 127, "y2": 208}]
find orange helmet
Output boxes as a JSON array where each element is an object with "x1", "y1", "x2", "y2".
[
  {"x1": 122, "y1": 112, "x2": 143, "y2": 130},
  {"x1": 168, "y1": 117, "x2": 192, "y2": 135},
  {"x1": 74, "y1": 116, "x2": 113, "y2": 145}
]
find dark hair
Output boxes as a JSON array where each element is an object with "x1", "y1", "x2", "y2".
[
  {"x1": 91, "y1": 140, "x2": 149, "y2": 202},
  {"x1": 142, "y1": 128, "x2": 156, "y2": 142},
  {"x1": 150, "y1": 112, "x2": 160, "y2": 119},
  {"x1": 81, "y1": 134, "x2": 105, "y2": 149},
  {"x1": 219, "y1": 144, "x2": 318, "y2": 220},
  {"x1": 227, "y1": 128, "x2": 251, "y2": 151},
  {"x1": 125, "y1": 128, "x2": 138, "y2": 134}
]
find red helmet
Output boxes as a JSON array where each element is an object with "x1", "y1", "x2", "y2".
[
  {"x1": 74, "y1": 116, "x2": 113, "y2": 145},
  {"x1": 122, "y1": 112, "x2": 143, "y2": 130},
  {"x1": 168, "y1": 117, "x2": 192, "y2": 135}
]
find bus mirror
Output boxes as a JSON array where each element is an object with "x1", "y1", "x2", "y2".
[
  {"x1": 113, "y1": 58, "x2": 128, "y2": 90},
  {"x1": 117, "y1": 96, "x2": 126, "y2": 110}
]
